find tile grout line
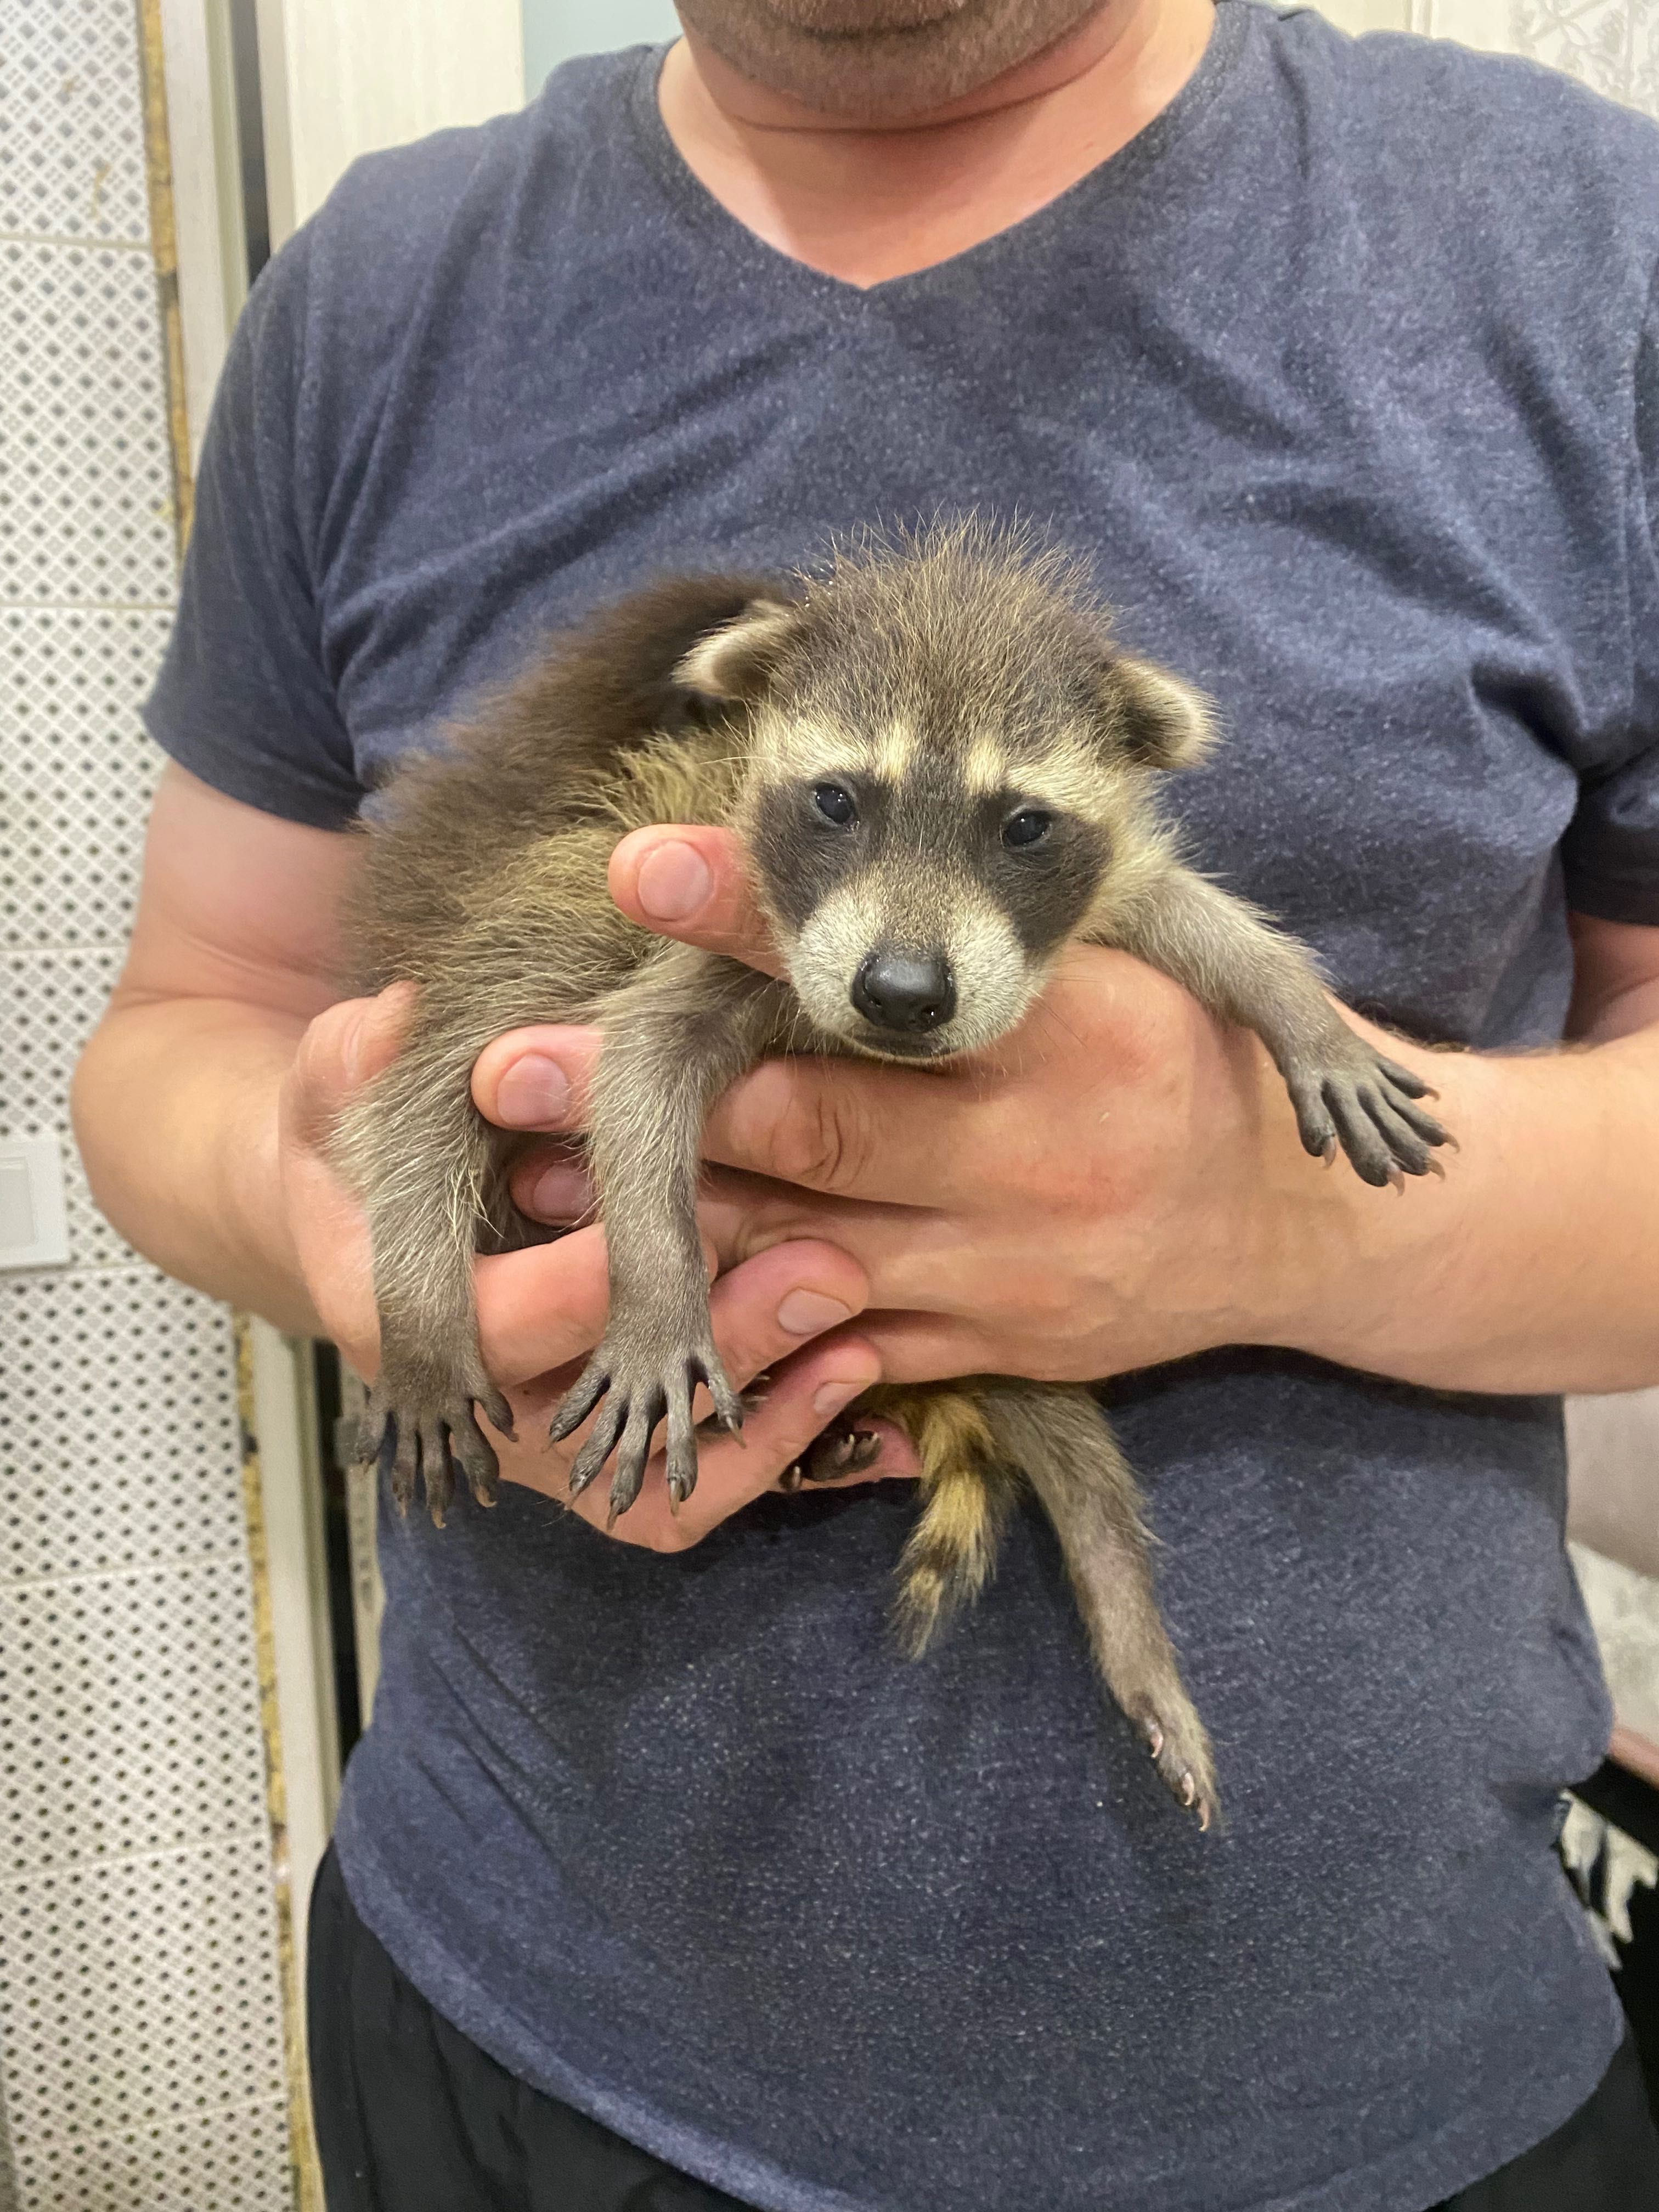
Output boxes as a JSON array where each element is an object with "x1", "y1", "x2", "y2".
[
  {"x1": 0, "y1": 1825, "x2": 278, "y2": 1893},
  {"x1": 10, "y1": 2094, "x2": 292, "y2": 2169},
  {"x1": 0, "y1": 1547, "x2": 250, "y2": 1598},
  {"x1": 0, "y1": 227, "x2": 151, "y2": 253},
  {"x1": 0, "y1": 1257, "x2": 222, "y2": 1284},
  {"x1": 10, "y1": 2091, "x2": 291, "y2": 2164}
]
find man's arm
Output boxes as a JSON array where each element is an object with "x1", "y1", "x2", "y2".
[
  {"x1": 481, "y1": 825, "x2": 1659, "y2": 1401},
  {"x1": 72, "y1": 763, "x2": 352, "y2": 1332},
  {"x1": 74, "y1": 765, "x2": 916, "y2": 1546},
  {"x1": 1293, "y1": 909, "x2": 1659, "y2": 1392}
]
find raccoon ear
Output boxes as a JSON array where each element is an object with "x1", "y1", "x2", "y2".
[
  {"x1": 673, "y1": 598, "x2": 800, "y2": 703},
  {"x1": 1100, "y1": 654, "x2": 1216, "y2": 771}
]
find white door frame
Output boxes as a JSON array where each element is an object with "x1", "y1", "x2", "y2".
[{"x1": 254, "y1": 0, "x2": 524, "y2": 242}]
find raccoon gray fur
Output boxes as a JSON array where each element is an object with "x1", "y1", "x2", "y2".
[{"x1": 334, "y1": 522, "x2": 1452, "y2": 1829}]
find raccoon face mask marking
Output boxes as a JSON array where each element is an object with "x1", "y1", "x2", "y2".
[
  {"x1": 747, "y1": 763, "x2": 1109, "y2": 1059},
  {"x1": 674, "y1": 523, "x2": 1214, "y2": 1061}
]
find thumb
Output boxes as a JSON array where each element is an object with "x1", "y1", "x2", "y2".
[
  {"x1": 286, "y1": 981, "x2": 417, "y2": 1149},
  {"x1": 608, "y1": 825, "x2": 785, "y2": 978}
]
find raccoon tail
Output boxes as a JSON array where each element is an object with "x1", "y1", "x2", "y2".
[{"x1": 876, "y1": 1385, "x2": 1023, "y2": 1657}]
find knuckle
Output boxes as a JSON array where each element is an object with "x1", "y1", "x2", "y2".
[
  {"x1": 774, "y1": 1082, "x2": 876, "y2": 1194},
  {"x1": 718, "y1": 1062, "x2": 878, "y2": 1195}
]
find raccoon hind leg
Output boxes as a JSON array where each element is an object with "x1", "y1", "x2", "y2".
[{"x1": 981, "y1": 1383, "x2": 1218, "y2": 1829}]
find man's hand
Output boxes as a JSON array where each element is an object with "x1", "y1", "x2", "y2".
[
  {"x1": 472, "y1": 825, "x2": 1659, "y2": 1401},
  {"x1": 277, "y1": 978, "x2": 918, "y2": 1548},
  {"x1": 469, "y1": 825, "x2": 1436, "y2": 1387}
]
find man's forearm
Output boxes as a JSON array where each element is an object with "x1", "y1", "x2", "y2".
[
  {"x1": 1283, "y1": 1016, "x2": 1659, "y2": 1396},
  {"x1": 72, "y1": 997, "x2": 323, "y2": 1335}
]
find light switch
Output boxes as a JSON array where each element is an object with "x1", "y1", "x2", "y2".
[{"x1": 0, "y1": 1135, "x2": 71, "y2": 1269}]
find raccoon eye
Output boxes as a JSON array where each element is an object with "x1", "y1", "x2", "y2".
[
  {"x1": 814, "y1": 783, "x2": 858, "y2": 827},
  {"x1": 1002, "y1": 808, "x2": 1053, "y2": 849}
]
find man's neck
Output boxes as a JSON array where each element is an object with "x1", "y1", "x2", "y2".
[{"x1": 657, "y1": 0, "x2": 1216, "y2": 289}]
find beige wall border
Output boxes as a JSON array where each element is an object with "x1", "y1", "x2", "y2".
[{"x1": 236, "y1": 1320, "x2": 328, "y2": 2212}]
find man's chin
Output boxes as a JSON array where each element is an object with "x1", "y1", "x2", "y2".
[
  {"x1": 753, "y1": 0, "x2": 971, "y2": 32},
  {"x1": 675, "y1": 0, "x2": 1104, "y2": 122}
]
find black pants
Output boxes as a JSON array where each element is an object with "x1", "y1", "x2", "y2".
[{"x1": 308, "y1": 1846, "x2": 1659, "y2": 2211}]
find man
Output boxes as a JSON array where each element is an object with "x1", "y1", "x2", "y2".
[{"x1": 72, "y1": 0, "x2": 1659, "y2": 2204}]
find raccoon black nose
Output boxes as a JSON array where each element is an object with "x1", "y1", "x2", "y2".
[{"x1": 851, "y1": 951, "x2": 956, "y2": 1033}]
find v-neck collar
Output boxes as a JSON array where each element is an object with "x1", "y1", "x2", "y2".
[{"x1": 620, "y1": 0, "x2": 1254, "y2": 308}]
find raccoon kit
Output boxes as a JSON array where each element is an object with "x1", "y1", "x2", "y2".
[{"x1": 336, "y1": 526, "x2": 1450, "y2": 1827}]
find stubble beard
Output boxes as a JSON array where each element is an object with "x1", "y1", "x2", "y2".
[{"x1": 673, "y1": 0, "x2": 1112, "y2": 120}]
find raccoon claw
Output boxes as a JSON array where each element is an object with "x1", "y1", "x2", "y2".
[
  {"x1": 797, "y1": 1418, "x2": 883, "y2": 1485},
  {"x1": 552, "y1": 1336, "x2": 741, "y2": 1521},
  {"x1": 1288, "y1": 1043, "x2": 1451, "y2": 1188},
  {"x1": 1136, "y1": 1707, "x2": 1217, "y2": 1832},
  {"x1": 358, "y1": 1382, "x2": 507, "y2": 1525}
]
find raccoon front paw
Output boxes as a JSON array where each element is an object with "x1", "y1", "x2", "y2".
[
  {"x1": 357, "y1": 1378, "x2": 516, "y2": 1527},
  {"x1": 1286, "y1": 1039, "x2": 1451, "y2": 1188},
  {"x1": 1132, "y1": 1699, "x2": 1218, "y2": 1833},
  {"x1": 549, "y1": 1330, "x2": 744, "y2": 1524}
]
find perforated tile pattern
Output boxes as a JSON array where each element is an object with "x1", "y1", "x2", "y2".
[
  {"x1": 0, "y1": 1833, "x2": 287, "y2": 2153},
  {"x1": 2, "y1": 1, "x2": 298, "y2": 2202},
  {"x1": 1, "y1": 606, "x2": 170, "y2": 951},
  {"x1": 0, "y1": 238, "x2": 178, "y2": 610},
  {"x1": 11, "y1": 2100, "x2": 293, "y2": 2212},
  {"x1": 0, "y1": 948, "x2": 122, "y2": 1127},
  {"x1": 0, "y1": 1556, "x2": 268, "y2": 1867},
  {"x1": 0, "y1": 0, "x2": 150, "y2": 245},
  {"x1": 0, "y1": 1270, "x2": 242, "y2": 1561},
  {"x1": 0, "y1": 1263, "x2": 290, "y2": 2212}
]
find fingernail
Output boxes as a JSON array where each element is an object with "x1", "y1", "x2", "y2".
[
  {"x1": 636, "y1": 840, "x2": 713, "y2": 923},
  {"x1": 494, "y1": 1053, "x2": 572, "y2": 1128},
  {"x1": 776, "y1": 1289, "x2": 854, "y2": 1336},
  {"x1": 812, "y1": 1378, "x2": 868, "y2": 1418},
  {"x1": 528, "y1": 1162, "x2": 590, "y2": 1218}
]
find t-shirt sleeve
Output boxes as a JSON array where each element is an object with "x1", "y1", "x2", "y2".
[
  {"x1": 142, "y1": 228, "x2": 365, "y2": 830},
  {"x1": 1560, "y1": 272, "x2": 1659, "y2": 926}
]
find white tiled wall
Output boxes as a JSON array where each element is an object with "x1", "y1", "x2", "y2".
[{"x1": 0, "y1": 3, "x2": 294, "y2": 2204}]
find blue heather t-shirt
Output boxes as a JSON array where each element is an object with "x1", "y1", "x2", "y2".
[{"x1": 148, "y1": 7, "x2": 1659, "y2": 2207}]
